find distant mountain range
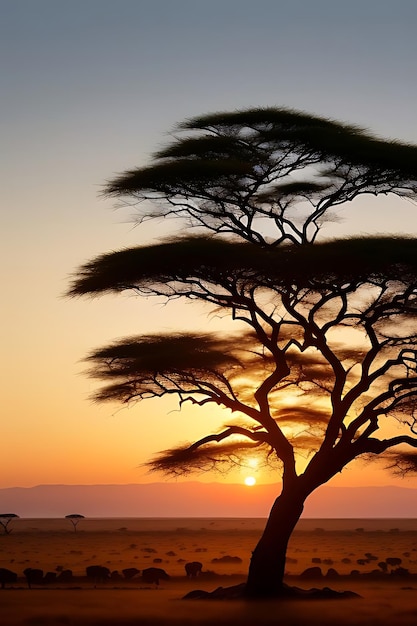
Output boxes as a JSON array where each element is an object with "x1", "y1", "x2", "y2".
[{"x1": 1, "y1": 482, "x2": 417, "y2": 518}]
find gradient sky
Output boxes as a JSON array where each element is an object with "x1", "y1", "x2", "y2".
[{"x1": 2, "y1": 0, "x2": 417, "y2": 492}]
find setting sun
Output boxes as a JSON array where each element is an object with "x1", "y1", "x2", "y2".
[{"x1": 244, "y1": 476, "x2": 256, "y2": 486}]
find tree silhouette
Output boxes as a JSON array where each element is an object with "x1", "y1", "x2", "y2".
[
  {"x1": 68, "y1": 108, "x2": 417, "y2": 597},
  {"x1": 0, "y1": 513, "x2": 19, "y2": 535},
  {"x1": 65, "y1": 514, "x2": 85, "y2": 533}
]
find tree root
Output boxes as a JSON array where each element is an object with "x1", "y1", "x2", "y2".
[{"x1": 183, "y1": 582, "x2": 360, "y2": 600}]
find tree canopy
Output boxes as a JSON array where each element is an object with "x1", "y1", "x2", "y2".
[
  {"x1": 0, "y1": 513, "x2": 19, "y2": 535},
  {"x1": 65, "y1": 514, "x2": 85, "y2": 532},
  {"x1": 68, "y1": 107, "x2": 417, "y2": 597},
  {"x1": 103, "y1": 108, "x2": 417, "y2": 246}
]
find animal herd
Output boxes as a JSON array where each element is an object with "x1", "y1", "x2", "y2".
[
  {"x1": 1, "y1": 551, "x2": 411, "y2": 590},
  {"x1": 0, "y1": 561, "x2": 204, "y2": 589}
]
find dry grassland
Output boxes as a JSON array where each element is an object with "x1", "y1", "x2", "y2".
[{"x1": 1, "y1": 518, "x2": 417, "y2": 625}]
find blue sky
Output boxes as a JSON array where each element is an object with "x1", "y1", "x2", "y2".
[{"x1": 1, "y1": 0, "x2": 417, "y2": 489}]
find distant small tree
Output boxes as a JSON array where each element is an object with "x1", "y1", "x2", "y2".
[
  {"x1": 69, "y1": 107, "x2": 417, "y2": 598},
  {"x1": 0, "y1": 513, "x2": 19, "y2": 535},
  {"x1": 65, "y1": 514, "x2": 84, "y2": 533}
]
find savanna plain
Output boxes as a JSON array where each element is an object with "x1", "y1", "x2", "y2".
[{"x1": 2, "y1": 517, "x2": 417, "y2": 625}]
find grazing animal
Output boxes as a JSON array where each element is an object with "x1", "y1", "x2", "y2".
[
  {"x1": 23, "y1": 568, "x2": 44, "y2": 588},
  {"x1": 391, "y1": 566, "x2": 410, "y2": 577},
  {"x1": 300, "y1": 566, "x2": 322, "y2": 579},
  {"x1": 326, "y1": 568, "x2": 340, "y2": 579},
  {"x1": 43, "y1": 572, "x2": 57, "y2": 584},
  {"x1": 185, "y1": 561, "x2": 203, "y2": 578},
  {"x1": 0, "y1": 568, "x2": 17, "y2": 589},
  {"x1": 122, "y1": 567, "x2": 140, "y2": 580},
  {"x1": 57, "y1": 569, "x2": 73, "y2": 582},
  {"x1": 86, "y1": 565, "x2": 111, "y2": 584},
  {"x1": 142, "y1": 567, "x2": 170, "y2": 585}
]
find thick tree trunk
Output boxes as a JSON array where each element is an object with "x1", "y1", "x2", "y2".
[{"x1": 244, "y1": 485, "x2": 306, "y2": 598}]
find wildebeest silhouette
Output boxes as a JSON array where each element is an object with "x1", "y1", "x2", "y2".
[
  {"x1": 391, "y1": 566, "x2": 410, "y2": 577},
  {"x1": 185, "y1": 561, "x2": 202, "y2": 578},
  {"x1": 57, "y1": 569, "x2": 73, "y2": 582},
  {"x1": 86, "y1": 565, "x2": 111, "y2": 584},
  {"x1": 122, "y1": 567, "x2": 140, "y2": 580},
  {"x1": 142, "y1": 567, "x2": 170, "y2": 585},
  {"x1": 0, "y1": 568, "x2": 17, "y2": 589},
  {"x1": 43, "y1": 571, "x2": 57, "y2": 584},
  {"x1": 300, "y1": 566, "x2": 322, "y2": 579},
  {"x1": 23, "y1": 568, "x2": 44, "y2": 588}
]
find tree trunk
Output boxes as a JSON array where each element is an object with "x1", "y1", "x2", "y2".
[{"x1": 244, "y1": 485, "x2": 306, "y2": 598}]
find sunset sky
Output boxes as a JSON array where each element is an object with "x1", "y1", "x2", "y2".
[{"x1": 2, "y1": 0, "x2": 417, "y2": 498}]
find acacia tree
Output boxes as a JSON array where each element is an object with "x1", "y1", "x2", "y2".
[
  {"x1": 0, "y1": 513, "x2": 19, "y2": 535},
  {"x1": 65, "y1": 514, "x2": 85, "y2": 533},
  {"x1": 68, "y1": 108, "x2": 417, "y2": 597}
]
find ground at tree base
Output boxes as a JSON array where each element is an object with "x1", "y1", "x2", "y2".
[
  {"x1": 2, "y1": 582, "x2": 416, "y2": 626},
  {"x1": 183, "y1": 581, "x2": 360, "y2": 600}
]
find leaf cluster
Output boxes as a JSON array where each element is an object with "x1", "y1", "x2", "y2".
[{"x1": 68, "y1": 235, "x2": 417, "y2": 298}]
